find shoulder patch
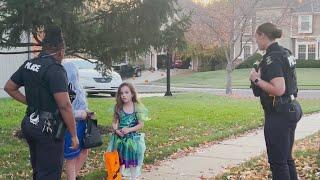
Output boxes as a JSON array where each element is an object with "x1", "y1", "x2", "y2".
[
  {"x1": 266, "y1": 56, "x2": 273, "y2": 65},
  {"x1": 287, "y1": 55, "x2": 296, "y2": 67}
]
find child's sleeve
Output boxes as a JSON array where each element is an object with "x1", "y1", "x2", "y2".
[
  {"x1": 135, "y1": 103, "x2": 150, "y2": 122},
  {"x1": 73, "y1": 109, "x2": 86, "y2": 119}
]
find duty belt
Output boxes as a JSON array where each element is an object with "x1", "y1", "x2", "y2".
[
  {"x1": 262, "y1": 94, "x2": 295, "y2": 114},
  {"x1": 26, "y1": 106, "x2": 58, "y2": 118},
  {"x1": 26, "y1": 106, "x2": 60, "y2": 134},
  {"x1": 273, "y1": 95, "x2": 295, "y2": 106}
]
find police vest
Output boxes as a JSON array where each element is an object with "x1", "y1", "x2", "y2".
[
  {"x1": 22, "y1": 55, "x2": 61, "y2": 112},
  {"x1": 269, "y1": 47, "x2": 298, "y2": 97}
]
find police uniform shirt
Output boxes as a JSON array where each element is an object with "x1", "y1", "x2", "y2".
[
  {"x1": 10, "y1": 53, "x2": 68, "y2": 112},
  {"x1": 259, "y1": 42, "x2": 286, "y2": 111}
]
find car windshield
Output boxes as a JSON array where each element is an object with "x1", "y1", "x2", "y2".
[{"x1": 71, "y1": 60, "x2": 96, "y2": 69}]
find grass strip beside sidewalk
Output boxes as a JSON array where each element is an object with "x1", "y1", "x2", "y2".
[{"x1": 213, "y1": 131, "x2": 320, "y2": 180}]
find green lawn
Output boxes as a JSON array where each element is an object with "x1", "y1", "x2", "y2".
[
  {"x1": 0, "y1": 93, "x2": 320, "y2": 179},
  {"x1": 156, "y1": 68, "x2": 320, "y2": 89}
]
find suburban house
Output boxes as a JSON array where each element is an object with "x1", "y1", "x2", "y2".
[
  {"x1": 235, "y1": 0, "x2": 320, "y2": 61},
  {"x1": 291, "y1": 0, "x2": 320, "y2": 60},
  {"x1": 0, "y1": 34, "x2": 31, "y2": 98},
  {"x1": 137, "y1": 47, "x2": 159, "y2": 71}
]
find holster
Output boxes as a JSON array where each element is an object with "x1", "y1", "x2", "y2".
[
  {"x1": 53, "y1": 115, "x2": 66, "y2": 141},
  {"x1": 260, "y1": 93, "x2": 273, "y2": 113},
  {"x1": 26, "y1": 106, "x2": 66, "y2": 141},
  {"x1": 273, "y1": 96, "x2": 292, "y2": 112},
  {"x1": 273, "y1": 96, "x2": 294, "y2": 113}
]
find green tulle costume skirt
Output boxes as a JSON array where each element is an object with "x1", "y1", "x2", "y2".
[{"x1": 107, "y1": 132, "x2": 146, "y2": 176}]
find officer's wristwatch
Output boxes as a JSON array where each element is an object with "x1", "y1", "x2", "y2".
[{"x1": 254, "y1": 78, "x2": 260, "y2": 84}]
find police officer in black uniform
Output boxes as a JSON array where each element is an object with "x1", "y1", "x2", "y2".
[
  {"x1": 4, "y1": 27, "x2": 79, "y2": 179},
  {"x1": 250, "y1": 22, "x2": 302, "y2": 180}
]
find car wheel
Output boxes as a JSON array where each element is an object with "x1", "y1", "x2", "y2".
[
  {"x1": 110, "y1": 93, "x2": 116, "y2": 97},
  {"x1": 136, "y1": 70, "x2": 142, "y2": 77}
]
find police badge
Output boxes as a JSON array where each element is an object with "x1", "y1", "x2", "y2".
[{"x1": 266, "y1": 56, "x2": 273, "y2": 65}]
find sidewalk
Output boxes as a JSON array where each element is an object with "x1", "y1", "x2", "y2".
[{"x1": 141, "y1": 113, "x2": 320, "y2": 180}]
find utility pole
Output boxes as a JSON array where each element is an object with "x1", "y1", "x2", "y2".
[
  {"x1": 27, "y1": 31, "x2": 31, "y2": 60},
  {"x1": 165, "y1": 51, "x2": 172, "y2": 96}
]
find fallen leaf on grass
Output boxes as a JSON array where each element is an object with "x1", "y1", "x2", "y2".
[{"x1": 212, "y1": 132, "x2": 320, "y2": 179}]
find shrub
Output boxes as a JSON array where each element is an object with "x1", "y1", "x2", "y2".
[
  {"x1": 196, "y1": 55, "x2": 227, "y2": 72},
  {"x1": 195, "y1": 47, "x2": 228, "y2": 71},
  {"x1": 236, "y1": 53, "x2": 263, "y2": 69},
  {"x1": 296, "y1": 60, "x2": 320, "y2": 68}
]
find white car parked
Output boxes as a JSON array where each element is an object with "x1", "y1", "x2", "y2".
[{"x1": 63, "y1": 58, "x2": 122, "y2": 97}]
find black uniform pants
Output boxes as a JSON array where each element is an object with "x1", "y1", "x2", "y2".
[
  {"x1": 264, "y1": 111, "x2": 300, "y2": 180},
  {"x1": 21, "y1": 116, "x2": 64, "y2": 180}
]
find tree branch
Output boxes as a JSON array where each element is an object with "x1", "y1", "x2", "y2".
[
  {"x1": 1, "y1": 36, "x2": 41, "y2": 47},
  {"x1": 0, "y1": 42, "x2": 41, "y2": 47},
  {"x1": 72, "y1": 53, "x2": 96, "y2": 63},
  {"x1": 32, "y1": 31, "x2": 42, "y2": 44},
  {"x1": 65, "y1": 49, "x2": 87, "y2": 56},
  {"x1": 0, "y1": 50, "x2": 41, "y2": 54}
]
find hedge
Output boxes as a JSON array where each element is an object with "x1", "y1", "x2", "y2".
[
  {"x1": 296, "y1": 60, "x2": 320, "y2": 68},
  {"x1": 237, "y1": 53, "x2": 320, "y2": 69},
  {"x1": 236, "y1": 53, "x2": 262, "y2": 69}
]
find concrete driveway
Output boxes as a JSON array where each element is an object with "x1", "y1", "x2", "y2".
[{"x1": 124, "y1": 69, "x2": 191, "y2": 85}]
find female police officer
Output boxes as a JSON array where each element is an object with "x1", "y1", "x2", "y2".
[
  {"x1": 249, "y1": 22, "x2": 302, "y2": 180},
  {"x1": 4, "y1": 27, "x2": 79, "y2": 179}
]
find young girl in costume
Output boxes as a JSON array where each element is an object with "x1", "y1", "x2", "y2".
[{"x1": 108, "y1": 82, "x2": 148, "y2": 180}]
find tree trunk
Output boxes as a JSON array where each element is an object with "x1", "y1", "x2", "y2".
[
  {"x1": 195, "y1": 56, "x2": 199, "y2": 71},
  {"x1": 226, "y1": 60, "x2": 233, "y2": 94},
  {"x1": 224, "y1": 45, "x2": 233, "y2": 95}
]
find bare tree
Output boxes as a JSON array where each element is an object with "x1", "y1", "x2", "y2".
[
  {"x1": 191, "y1": 0, "x2": 261, "y2": 94},
  {"x1": 185, "y1": 0, "x2": 296, "y2": 94}
]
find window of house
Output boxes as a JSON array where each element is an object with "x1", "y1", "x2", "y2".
[
  {"x1": 240, "y1": 42, "x2": 252, "y2": 60},
  {"x1": 298, "y1": 44, "x2": 306, "y2": 60},
  {"x1": 298, "y1": 15, "x2": 312, "y2": 33},
  {"x1": 297, "y1": 43, "x2": 317, "y2": 60},
  {"x1": 308, "y1": 44, "x2": 316, "y2": 60},
  {"x1": 243, "y1": 45, "x2": 251, "y2": 60}
]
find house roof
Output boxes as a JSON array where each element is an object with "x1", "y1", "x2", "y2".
[
  {"x1": 293, "y1": 0, "x2": 320, "y2": 13},
  {"x1": 256, "y1": 0, "x2": 302, "y2": 9}
]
